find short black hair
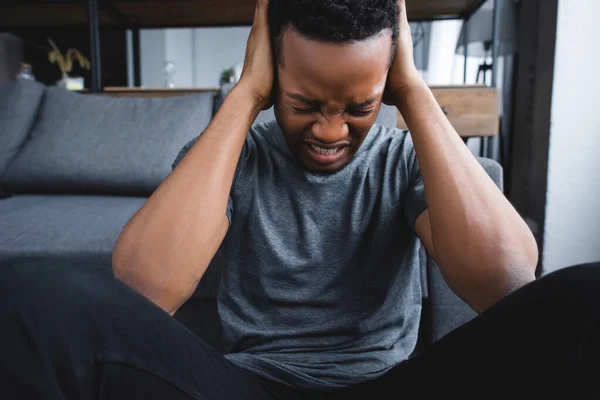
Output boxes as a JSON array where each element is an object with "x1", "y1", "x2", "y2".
[{"x1": 269, "y1": 0, "x2": 399, "y2": 66}]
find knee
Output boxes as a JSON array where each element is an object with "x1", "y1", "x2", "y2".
[
  {"x1": 0, "y1": 257, "x2": 116, "y2": 314},
  {"x1": 544, "y1": 262, "x2": 600, "y2": 283},
  {"x1": 539, "y1": 262, "x2": 600, "y2": 306}
]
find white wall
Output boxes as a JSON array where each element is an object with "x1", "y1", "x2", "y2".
[
  {"x1": 165, "y1": 29, "x2": 195, "y2": 88},
  {"x1": 427, "y1": 19, "x2": 463, "y2": 85},
  {"x1": 543, "y1": 0, "x2": 600, "y2": 273},
  {"x1": 140, "y1": 30, "x2": 166, "y2": 88},
  {"x1": 192, "y1": 27, "x2": 250, "y2": 88},
  {"x1": 139, "y1": 27, "x2": 250, "y2": 89},
  {"x1": 142, "y1": 20, "x2": 490, "y2": 89}
]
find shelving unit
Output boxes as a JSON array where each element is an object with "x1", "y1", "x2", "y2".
[
  {"x1": 0, "y1": 0, "x2": 489, "y2": 92},
  {"x1": 1, "y1": 0, "x2": 487, "y2": 27}
]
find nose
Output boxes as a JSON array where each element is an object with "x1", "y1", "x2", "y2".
[{"x1": 311, "y1": 114, "x2": 349, "y2": 144}]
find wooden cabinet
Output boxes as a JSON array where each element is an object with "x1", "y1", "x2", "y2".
[{"x1": 396, "y1": 85, "x2": 500, "y2": 138}]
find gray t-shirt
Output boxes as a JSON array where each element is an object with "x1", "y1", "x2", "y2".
[{"x1": 173, "y1": 120, "x2": 427, "y2": 390}]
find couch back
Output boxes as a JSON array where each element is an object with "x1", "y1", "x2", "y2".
[
  {"x1": 0, "y1": 33, "x2": 22, "y2": 84},
  {"x1": 0, "y1": 81, "x2": 214, "y2": 196},
  {"x1": 1, "y1": 81, "x2": 399, "y2": 197},
  {"x1": 0, "y1": 81, "x2": 45, "y2": 175}
]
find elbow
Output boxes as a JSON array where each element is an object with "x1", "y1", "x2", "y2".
[
  {"x1": 112, "y1": 233, "x2": 186, "y2": 315},
  {"x1": 112, "y1": 226, "x2": 134, "y2": 282},
  {"x1": 111, "y1": 221, "x2": 153, "y2": 289},
  {"x1": 499, "y1": 212, "x2": 541, "y2": 293},
  {"x1": 441, "y1": 229, "x2": 539, "y2": 313},
  {"x1": 472, "y1": 234, "x2": 539, "y2": 312},
  {"x1": 113, "y1": 250, "x2": 179, "y2": 314},
  {"x1": 504, "y1": 222, "x2": 539, "y2": 283},
  {"x1": 112, "y1": 238, "x2": 145, "y2": 298},
  {"x1": 504, "y1": 228, "x2": 539, "y2": 292},
  {"x1": 112, "y1": 250, "x2": 131, "y2": 287},
  {"x1": 112, "y1": 232, "x2": 161, "y2": 305}
]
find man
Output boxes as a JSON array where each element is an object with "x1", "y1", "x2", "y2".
[{"x1": 1, "y1": 0, "x2": 599, "y2": 399}]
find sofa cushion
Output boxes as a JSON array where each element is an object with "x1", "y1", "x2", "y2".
[
  {"x1": 2, "y1": 88, "x2": 214, "y2": 196},
  {"x1": 0, "y1": 195, "x2": 146, "y2": 268},
  {"x1": 0, "y1": 80, "x2": 45, "y2": 175},
  {"x1": 0, "y1": 194, "x2": 222, "y2": 299}
]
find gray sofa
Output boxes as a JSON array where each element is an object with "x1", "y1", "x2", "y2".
[{"x1": 0, "y1": 80, "x2": 498, "y2": 353}]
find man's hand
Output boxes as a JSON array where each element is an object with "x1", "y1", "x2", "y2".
[
  {"x1": 238, "y1": 0, "x2": 274, "y2": 110},
  {"x1": 383, "y1": 0, "x2": 423, "y2": 105}
]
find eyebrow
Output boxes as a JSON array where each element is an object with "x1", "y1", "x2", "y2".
[
  {"x1": 353, "y1": 97, "x2": 379, "y2": 108},
  {"x1": 286, "y1": 93, "x2": 379, "y2": 108},
  {"x1": 287, "y1": 93, "x2": 320, "y2": 106}
]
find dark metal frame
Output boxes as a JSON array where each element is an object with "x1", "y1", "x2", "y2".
[
  {"x1": 81, "y1": 0, "x2": 491, "y2": 93},
  {"x1": 1, "y1": 0, "x2": 140, "y2": 92},
  {"x1": 2, "y1": 0, "x2": 491, "y2": 93},
  {"x1": 461, "y1": 0, "x2": 503, "y2": 160},
  {"x1": 84, "y1": 0, "x2": 140, "y2": 92},
  {"x1": 488, "y1": 0, "x2": 503, "y2": 162},
  {"x1": 507, "y1": 0, "x2": 558, "y2": 275},
  {"x1": 86, "y1": 0, "x2": 102, "y2": 92},
  {"x1": 131, "y1": 28, "x2": 141, "y2": 87}
]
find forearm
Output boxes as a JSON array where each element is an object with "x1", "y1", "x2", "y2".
[
  {"x1": 113, "y1": 85, "x2": 262, "y2": 314},
  {"x1": 395, "y1": 80, "x2": 538, "y2": 311}
]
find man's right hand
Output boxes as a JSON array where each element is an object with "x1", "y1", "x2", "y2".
[{"x1": 238, "y1": 0, "x2": 274, "y2": 111}]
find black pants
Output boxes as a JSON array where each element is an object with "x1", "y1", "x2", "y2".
[{"x1": 0, "y1": 258, "x2": 599, "y2": 400}]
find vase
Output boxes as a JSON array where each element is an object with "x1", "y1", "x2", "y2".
[{"x1": 56, "y1": 73, "x2": 84, "y2": 90}]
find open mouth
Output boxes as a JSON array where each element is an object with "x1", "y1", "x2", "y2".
[
  {"x1": 304, "y1": 142, "x2": 349, "y2": 166},
  {"x1": 308, "y1": 144, "x2": 344, "y2": 156}
]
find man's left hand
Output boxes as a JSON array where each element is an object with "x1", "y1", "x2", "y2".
[{"x1": 383, "y1": 0, "x2": 424, "y2": 105}]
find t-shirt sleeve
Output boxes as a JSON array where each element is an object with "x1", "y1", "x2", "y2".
[
  {"x1": 172, "y1": 136, "x2": 234, "y2": 225},
  {"x1": 403, "y1": 132, "x2": 428, "y2": 230}
]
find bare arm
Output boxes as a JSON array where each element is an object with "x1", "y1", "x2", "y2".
[
  {"x1": 112, "y1": 0, "x2": 273, "y2": 315},
  {"x1": 387, "y1": 1, "x2": 538, "y2": 313},
  {"x1": 403, "y1": 84, "x2": 538, "y2": 312},
  {"x1": 113, "y1": 88, "x2": 261, "y2": 315}
]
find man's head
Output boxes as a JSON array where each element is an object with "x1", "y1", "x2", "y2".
[{"x1": 268, "y1": 0, "x2": 399, "y2": 173}]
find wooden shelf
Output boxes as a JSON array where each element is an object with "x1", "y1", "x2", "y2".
[
  {"x1": 396, "y1": 85, "x2": 500, "y2": 138},
  {"x1": 0, "y1": 0, "x2": 485, "y2": 28}
]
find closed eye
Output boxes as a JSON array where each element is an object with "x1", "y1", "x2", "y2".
[
  {"x1": 292, "y1": 106, "x2": 319, "y2": 114},
  {"x1": 348, "y1": 108, "x2": 375, "y2": 117}
]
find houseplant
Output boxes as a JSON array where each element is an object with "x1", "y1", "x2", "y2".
[{"x1": 47, "y1": 39, "x2": 90, "y2": 90}]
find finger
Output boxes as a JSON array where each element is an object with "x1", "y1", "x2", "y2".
[
  {"x1": 253, "y1": 0, "x2": 270, "y2": 27},
  {"x1": 397, "y1": 0, "x2": 408, "y2": 24}
]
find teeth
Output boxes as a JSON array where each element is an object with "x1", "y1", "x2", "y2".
[{"x1": 310, "y1": 145, "x2": 341, "y2": 156}]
